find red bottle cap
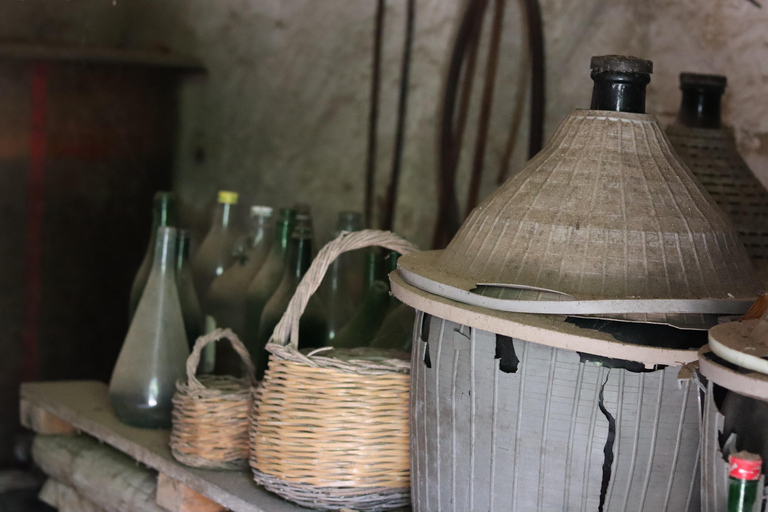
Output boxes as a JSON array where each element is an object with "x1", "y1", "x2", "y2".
[{"x1": 729, "y1": 452, "x2": 763, "y2": 481}]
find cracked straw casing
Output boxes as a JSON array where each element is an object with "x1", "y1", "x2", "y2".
[{"x1": 406, "y1": 310, "x2": 700, "y2": 512}]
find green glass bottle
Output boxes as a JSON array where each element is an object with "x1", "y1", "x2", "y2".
[
  {"x1": 256, "y1": 223, "x2": 327, "y2": 379},
  {"x1": 129, "y1": 191, "x2": 176, "y2": 320},
  {"x1": 320, "y1": 211, "x2": 365, "y2": 342},
  {"x1": 369, "y1": 250, "x2": 415, "y2": 350},
  {"x1": 110, "y1": 227, "x2": 189, "y2": 428},
  {"x1": 190, "y1": 190, "x2": 242, "y2": 315},
  {"x1": 176, "y1": 230, "x2": 203, "y2": 349},
  {"x1": 728, "y1": 452, "x2": 762, "y2": 512},
  {"x1": 243, "y1": 209, "x2": 296, "y2": 362},
  {"x1": 330, "y1": 280, "x2": 390, "y2": 349}
]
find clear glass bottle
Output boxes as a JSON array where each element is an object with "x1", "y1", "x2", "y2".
[
  {"x1": 191, "y1": 190, "x2": 242, "y2": 316},
  {"x1": 207, "y1": 206, "x2": 274, "y2": 373},
  {"x1": 255, "y1": 222, "x2": 327, "y2": 379},
  {"x1": 207, "y1": 206, "x2": 274, "y2": 336},
  {"x1": 320, "y1": 211, "x2": 365, "y2": 342},
  {"x1": 110, "y1": 227, "x2": 190, "y2": 428},
  {"x1": 129, "y1": 191, "x2": 176, "y2": 320},
  {"x1": 243, "y1": 208, "x2": 296, "y2": 362}
]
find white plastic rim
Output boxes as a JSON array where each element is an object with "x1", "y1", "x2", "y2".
[
  {"x1": 399, "y1": 265, "x2": 755, "y2": 316},
  {"x1": 708, "y1": 320, "x2": 768, "y2": 376}
]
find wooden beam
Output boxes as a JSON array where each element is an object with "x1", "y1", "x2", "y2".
[
  {"x1": 156, "y1": 474, "x2": 225, "y2": 512},
  {"x1": 32, "y1": 435, "x2": 165, "y2": 512},
  {"x1": 20, "y1": 399, "x2": 76, "y2": 434}
]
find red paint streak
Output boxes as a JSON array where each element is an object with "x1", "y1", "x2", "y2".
[{"x1": 21, "y1": 62, "x2": 49, "y2": 382}]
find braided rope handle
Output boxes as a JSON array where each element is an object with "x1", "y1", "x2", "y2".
[
  {"x1": 186, "y1": 328, "x2": 256, "y2": 390},
  {"x1": 270, "y1": 229, "x2": 418, "y2": 351}
]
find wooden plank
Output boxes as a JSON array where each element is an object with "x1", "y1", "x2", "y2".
[
  {"x1": 33, "y1": 435, "x2": 164, "y2": 512},
  {"x1": 20, "y1": 399, "x2": 76, "y2": 434},
  {"x1": 0, "y1": 42, "x2": 204, "y2": 72},
  {"x1": 21, "y1": 381, "x2": 308, "y2": 512},
  {"x1": 157, "y1": 474, "x2": 225, "y2": 512},
  {"x1": 39, "y1": 479, "x2": 108, "y2": 512}
]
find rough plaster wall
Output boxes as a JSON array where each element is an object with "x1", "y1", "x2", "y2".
[{"x1": 0, "y1": 1, "x2": 764, "y2": 246}]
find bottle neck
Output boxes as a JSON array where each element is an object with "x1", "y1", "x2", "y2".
[
  {"x1": 211, "y1": 203, "x2": 234, "y2": 231},
  {"x1": 364, "y1": 249, "x2": 382, "y2": 290},
  {"x1": 676, "y1": 87, "x2": 723, "y2": 129},
  {"x1": 152, "y1": 227, "x2": 177, "y2": 276},
  {"x1": 272, "y1": 215, "x2": 296, "y2": 256},
  {"x1": 152, "y1": 195, "x2": 176, "y2": 231},
  {"x1": 176, "y1": 232, "x2": 190, "y2": 272},
  {"x1": 590, "y1": 70, "x2": 650, "y2": 113},
  {"x1": 291, "y1": 236, "x2": 313, "y2": 280},
  {"x1": 249, "y1": 216, "x2": 272, "y2": 248}
]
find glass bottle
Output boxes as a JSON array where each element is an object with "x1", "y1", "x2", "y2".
[
  {"x1": 330, "y1": 280, "x2": 390, "y2": 349},
  {"x1": 243, "y1": 208, "x2": 296, "y2": 362},
  {"x1": 727, "y1": 452, "x2": 762, "y2": 512},
  {"x1": 190, "y1": 190, "x2": 242, "y2": 316},
  {"x1": 589, "y1": 55, "x2": 652, "y2": 114},
  {"x1": 255, "y1": 223, "x2": 327, "y2": 379},
  {"x1": 176, "y1": 230, "x2": 203, "y2": 349},
  {"x1": 207, "y1": 206, "x2": 274, "y2": 373},
  {"x1": 666, "y1": 73, "x2": 768, "y2": 282},
  {"x1": 129, "y1": 191, "x2": 176, "y2": 320},
  {"x1": 320, "y1": 211, "x2": 365, "y2": 342},
  {"x1": 110, "y1": 227, "x2": 189, "y2": 428},
  {"x1": 370, "y1": 250, "x2": 415, "y2": 350},
  {"x1": 207, "y1": 206, "x2": 274, "y2": 336},
  {"x1": 674, "y1": 72, "x2": 725, "y2": 129}
]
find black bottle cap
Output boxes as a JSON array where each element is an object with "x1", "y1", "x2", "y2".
[
  {"x1": 679, "y1": 72, "x2": 727, "y2": 92},
  {"x1": 676, "y1": 72, "x2": 726, "y2": 129},
  {"x1": 590, "y1": 55, "x2": 653, "y2": 114}
]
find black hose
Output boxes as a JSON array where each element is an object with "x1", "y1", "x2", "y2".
[
  {"x1": 364, "y1": 0, "x2": 386, "y2": 228},
  {"x1": 381, "y1": 0, "x2": 416, "y2": 232}
]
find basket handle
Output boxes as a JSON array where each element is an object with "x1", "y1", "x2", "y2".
[
  {"x1": 186, "y1": 328, "x2": 256, "y2": 390},
  {"x1": 270, "y1": 229, "x2": 418, "y2": 350}
]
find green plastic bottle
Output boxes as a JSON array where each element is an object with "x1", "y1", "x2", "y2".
[
  {"x1": 256, "y1": 223, "x2": 327, "y2": 379},
  {"x1": 129, "y1": 192, "x2": 176, "y2": 320},
  {"x1": 728, "y1": 452, "x2": 762, "y2": 512}
]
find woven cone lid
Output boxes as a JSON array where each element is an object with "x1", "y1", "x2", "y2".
[
  {"x1": 666, "y1": 123, "x2": 768, "y2": 263},
  {"x1": 425, "y1": 109, "x2": 761, "y2": 323}
]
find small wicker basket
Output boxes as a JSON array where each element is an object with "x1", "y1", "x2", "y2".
[
  {"x1": 170, "y1": 328, "x2": 255, "y2": 470},
  {"x1": 250, "y1": 230, "x2": 418, "y2": 511}
]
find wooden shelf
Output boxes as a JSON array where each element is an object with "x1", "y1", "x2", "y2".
[
  {"x1": 0, "y1": 42, "x2": 205, "y2": 72},
  {"x1": 20, "y1": 381, "x2": 308, "y2": 512}
]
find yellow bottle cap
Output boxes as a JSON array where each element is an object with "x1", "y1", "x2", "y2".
[{"x1": 218, "y1": 191, "x2": 239, "y2": 204}]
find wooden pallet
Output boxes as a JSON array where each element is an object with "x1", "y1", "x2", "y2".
[{"x1": 20, "y1": 381, "x2": 309, "y2": 512}]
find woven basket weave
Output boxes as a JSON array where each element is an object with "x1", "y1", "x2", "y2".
[
  {"x1": 170, "y1": 328, "x2": 255, "y2": 470},
  {"x1": 250, "y1": 229, "x2": 418, "y2": 511}
]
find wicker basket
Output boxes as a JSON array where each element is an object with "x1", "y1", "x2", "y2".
[
  {"x1": 170, "y1": 328, "x2": 255, "y2": 470},
  {"x1": 250, "y1": 229, "x2": 418, "y2": 511}
]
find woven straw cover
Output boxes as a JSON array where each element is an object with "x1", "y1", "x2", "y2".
[
  {"x1": 666, "y1": 123, "x2": 768, "y2": 267},
  {"x1": 438, "y1": 110, "x2": 761, "y2": 308},
  {"x1": 170, "y1": 328, "x2": 255, "y2": 470},
  {"x1": 250, "y1": 229, "x2": 418, "y2": 511}
]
